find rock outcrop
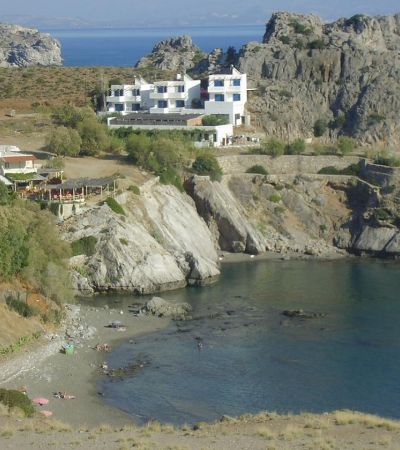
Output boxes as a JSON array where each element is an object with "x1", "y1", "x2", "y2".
[
  {"x1": 66, "y1": 182, "x2": 220, "y2": 295},
  {"x1": 135, "y1": 35, "x2": 206, "y2": 72},
  {"x1": 0, "y1": 23, "x2": 62, "y2": 67},
  {"x1": 237, "y1": 12, "x2": 400, "y2": 146}
]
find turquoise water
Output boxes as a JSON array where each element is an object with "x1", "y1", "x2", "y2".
[
  {"x1": 43, "y1": 25, "x2": 264, "y2": 67},
  {"x1": 95, "y1": 259, "x2": 400, "y2": 425}
]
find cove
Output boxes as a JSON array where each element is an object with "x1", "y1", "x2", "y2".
[{"x1": 96, "y1": 258, "x2": 400, "y2": 425}]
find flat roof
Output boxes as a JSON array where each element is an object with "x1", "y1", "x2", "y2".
[
  {"x1": 48, "y1": 176, "x2": 117, "y2": 190},
  {"x1": 111, "y1": 112, "x2": 203, "y2": 127},
  {"x1": 0, "y1": 154, "x2": 37, "y2": 162}
]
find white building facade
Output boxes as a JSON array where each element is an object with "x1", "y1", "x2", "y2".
[
  {"x1": 106, "y1": 78, "x2": 153, "y2": 114},
  {"x1": 204, "y1": 67, "x2": 247, "y2": 126},
  {"x1": 149, "y1": 74, "x2": 201, "y2": 114},
  {"x1": 105, "y1": 67, "x2": 248, "y2": 127}
]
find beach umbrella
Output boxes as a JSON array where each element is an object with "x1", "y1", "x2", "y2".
[
  {"x1": 32, "y1": 397, "x2": 49, "y2": 406},
  {"x1": 40, "y1": 410, "x2": 53, "y2": 417}
]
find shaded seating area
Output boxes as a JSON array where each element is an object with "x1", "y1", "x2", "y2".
[{"x1": 43, "y1": 177, "x2": 118, "y2": 203}]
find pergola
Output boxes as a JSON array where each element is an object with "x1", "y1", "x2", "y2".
[{"x1": 44, "y1": 176, "x2": 117, "y2": 203}]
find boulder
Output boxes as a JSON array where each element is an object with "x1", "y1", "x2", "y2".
[{"x1": 144, "y1": 297, "x2": 192, "y2": 318}]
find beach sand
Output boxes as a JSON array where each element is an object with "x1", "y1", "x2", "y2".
[{"x1": 0, "y1": 303, "x2": 170, "y2": 427}]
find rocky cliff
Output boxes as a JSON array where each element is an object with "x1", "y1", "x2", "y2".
[
  {"x1": 238, "y1": 12, "x2": 400, "y2": 146},
  {"x1": 135, "y1": 35, "x2": 206, "y2": 72},
  {"x1": 66, "y1": 181, "x2": 220, "y2": 295},
  {"x1": 0, "y1": 23, "x2": 62, "y2": 67}
]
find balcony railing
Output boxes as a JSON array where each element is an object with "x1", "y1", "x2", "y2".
[{"x1": 106, "y1": 95, "x2": 141, "y2": 102}]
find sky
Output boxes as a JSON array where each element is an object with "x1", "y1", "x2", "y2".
[{"x1": 0, "y1": 0, "x2": 399, "y2": 28}]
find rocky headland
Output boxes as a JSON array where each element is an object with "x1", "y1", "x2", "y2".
[{"x1": 0, "y1": 23, "x2": 62, "y2": 67}]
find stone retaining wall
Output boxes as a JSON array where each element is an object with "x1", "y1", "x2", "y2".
[
  {"x1": 217, "y1": 155, "x2": 362, "y2": 174},
  {"x1": 359, "y1": 160, "x2": 400, "y2": 187}
]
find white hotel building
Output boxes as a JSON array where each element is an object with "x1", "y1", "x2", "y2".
[{"x1": 106, "y1": 67, "x2": 247, "y2": 127}]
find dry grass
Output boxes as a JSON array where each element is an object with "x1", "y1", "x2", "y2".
[
  {"x1": 256, "y1": 425, "x2": 276, "y2": 440},
  {"x1": 334, "y1": 410, "x2": 400, "y2": 431}
]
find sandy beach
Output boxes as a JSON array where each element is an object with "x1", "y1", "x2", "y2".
[{"x1": 0, "y1": 302, "x2": 171, "y2": 427}]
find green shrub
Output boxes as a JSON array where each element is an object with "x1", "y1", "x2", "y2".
[
  {"x1": 71, "y1": 236, "x2": 98, "y2": 256},
  {"x1": 368, "y1": 113, "x2": 385, "y2": 125},
  {"x1": 373, "y1": 154, "x2": 400, "y2": 167},
  {"x1": 128, "y1": 185, "x2": 140, "y2": 195},
  {"x1": 290, "y1": 21, "x2": 313, "y2": 35},
  {"x1": 279, "y1": 36, "x2": 290, "y2": 45},
  {"x1": 269, "y1": 194, "x2": 281, "y2": 203},
  {"x1": 0, "y1": 389, "x2": 34, "y2": 417},
  {"x1": 6, "y1": 296, "x2": 37, "y2": 318},
  {"x1": 286, "y1": 139, "x2": 305, "y2": 155},
  {"x1": 308, "y1": 39, "x2": 325, "y2": 50},
  {"x1": 246, "y1": 165, "x2": 268, "y2": 175},
  {"x1": 259, "y1": 138, "x2": 285, "y2": 157},
  {"x1": 201, "y1": 115, "x2": 230, "y2": 126},
  {"x1": 47, "y1": 126, "x2": 81, "y2": 156},
  {"x1": 331, "y1": 114, "x2": 346, "y2": 129},
  {"x1": 119, "y1": 238, "x2": 128, "y2": 246},
  {"x1": 318, "y1": 164, "x2": 360, "y2": 176},
  {"x1": 192, "y1": 154, "x2": 223, "y2": 181},
  {"x1": 374, "y1": 208, "x2": 391, "y2": 221},
  {"x1": 158, "y1": 167, "x2": 184, "y2": 191},
  {"x1": 337, "y1": 136, "x2": 356, "y2": 155},
  {"x1": 105, "y1": 197, "x2": 126, "y2": 215},
  {"x1": 313, "y1": 119, "x2": 328, "y2": 137},
  {"x1": 278, "y1": 90, "x2": 293, "y2": 99}
]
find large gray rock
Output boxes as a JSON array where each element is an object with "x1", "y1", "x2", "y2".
[
  {"x1": 66, "y1": 182, "x2": 220, "y2": 295},
  {"x1": 0, "y1": 23, "x2": 62, "y2": 67},
  {"x1": 135, "y1": 35, "x2": 206, "y2": 72},
  {"x1": 144, "y1": 297, "x2": 192, "y2": 318},
  {"x1": 236, "y1": 12, "x2": 400, "y2": 147},
  {"x1": 354, "y1": 226, "x2": 398, "y2": 253}
]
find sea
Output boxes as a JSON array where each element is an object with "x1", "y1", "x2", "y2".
[
  {"x1": 87, "y1": 258, "x2": 400, "y2": 425},
  {"x1": 42, "y1": 26, "x2": 264, "y2": 67}
]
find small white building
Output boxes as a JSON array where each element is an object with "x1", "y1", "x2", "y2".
[
  {"x1": 149, "y1": 74, "x2": 201, "y2": 114},
  {"x1": 205, "y1": 66, "x2": 247, "y2": 126},
  {"x1": 0, "y1": 146, "x2": 38, "y2": 176},
  {"x1": 106, "y1": 77, "x2": 153, "y2": 114}
]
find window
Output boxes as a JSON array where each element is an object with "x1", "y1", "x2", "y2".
[
  {"x1": 132, "y1": 103, "x2": 140, "y2": 111},
  {"x1": 175, "y1": 100, "x2": 185, "y2": 108},
  {"x1": 232, "y1": 79, "x2": 241, "y2": 86},
  {"x1": 157, "y1": 86, "x2": 167, "y2": 93},
  {"x1": 233, "y1": 93, "x2": 241, "y2": 101},
  {"x1": 115, "y1": 104, "x2": 124, "y2": 112},
  {"x1": 215, "y1": 94, "x2": 225, "y2": 102},
  {"x1": 177, "y1": 85, "x2": 185, "y2": 93},
  {"x1": 158, "y1": 100, "x2": 168, "y2": 108},
  {"x1": 214, "y1": 79, "x2": 224, "y2": 87},
  {"x1": 132, "y1": 89, "x2": 140, "y2": 96}
]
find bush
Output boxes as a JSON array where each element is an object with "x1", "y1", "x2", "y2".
[
  {"x1": 71, "y1": 236, "x2": 98, "y2": 256},
  {"x1": 290, "y1": 21, "x2": 313, "y2": 35},
  {"x1": 105, "y1": 197, "x2": 126, "y2": 215},
  {"x1": 374, "y1": 208, "x2": 391, "y2": 221},
  {"x1": 158, "y1": 167, "x2": 184, "y2": 191},
  {"x1": 0, "y1": 389, "x2": 34, "y2": 417},
  {"x1": 0, "y1": 181, "x2": 13, "y2": 206},
  {"x1": 318, "y1": 164, "x2": 360, "y2": 176},
  {"x1": 77, "y1": 117, "x2": 110, "y2": 156},
  {"x1": 313, "y1": 119, "x2": 328, "y2": 137},
  {"x1": 47, "y1": 126, "x2": 81, "y2": 156},
  {"x1": 192, "y1": 154, "x2": 223, "y2": 181},
  {"x1": 201, "y1": 115, "x2": 230, "y2": 126},
  {"x1": 260, "y1": 138, "x2": 285, "y2": 157},
  {"x1": 51, "y1": 105, "x2": 94, "y2": 128},
  {"x1": 368, "y1": 113, "x2": 386, "y2": 126},
  {"x1": 308, "y1": 39, "x2": 325, "y2": 50},
  {"x1": 285, "y1": 139, "x2": 305, "y2": 155},
  {"x1": 6, "y1": 296, "x2": 37, "y2": 318},
  {"x1": 128, "y1": 185, "x2": 140, "y2": 195},
  {"x1": 269, "y1": 194, "x2": 281, "y2": 203},
  {"x1": 337, "y1": 136, "x2": 356, "y2": 155},
  {"x1": 373, "y1": 154, "x2": 400, "y2": 167},
  {"x1": 279, "y1": 36, "x2": 290, "y2": 45},
  {"x1": 246, "y1": 165, "x2": 268, "y2": 175}
]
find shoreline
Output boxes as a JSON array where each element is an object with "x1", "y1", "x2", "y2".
[{"x1": 0, "y1": 302, "x2": 171, "y2": 427}]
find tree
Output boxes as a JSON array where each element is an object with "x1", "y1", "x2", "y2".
[
  {"x1": 126, "y1": 133, "x2": 152, "y2": 165},
  {"x1": 0, "y1": 181, "x2": 10, "y2": 205},
  {"x1": 47, "y1": 126, "x2": 82, "y2": 156},
  {"x1": 202, "y1": 115, "x2": 230, "y2": 126},
  {"x1": 77, "y1": 118, "x2": 110, "y2": 156},
  {"x1": 192, "y1": 154, "x2": 223, "y2": 181},
  {"x1": 51, "y1": 105, "x2": 95, "y2": 128},
  {"x1": 313, "y1": 119, "x2": 328, "y2": 137}
]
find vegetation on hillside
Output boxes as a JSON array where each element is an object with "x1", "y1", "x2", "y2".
[{"x1": 0, "y1": 183, "x2": 72, "y2": 304}]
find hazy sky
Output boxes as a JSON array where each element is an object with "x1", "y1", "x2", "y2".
[{"x1": 0, "y1": 0, "x2": 399, "y2": 27}]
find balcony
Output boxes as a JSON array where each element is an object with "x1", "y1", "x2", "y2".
[
  {"x1": 106, "y1": 95, "x2": 141, "y2": 103},
  {"x1": 150, "y1": 91, "x2": 187, "y2": 100}
]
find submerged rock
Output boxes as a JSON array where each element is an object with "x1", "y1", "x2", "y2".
[
  {"x1": 144, "y1": 297, "x2": 192, "y2": 319},
  {"x1": 282, "y1": 309, "x2": 326, "y2": 319}
]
